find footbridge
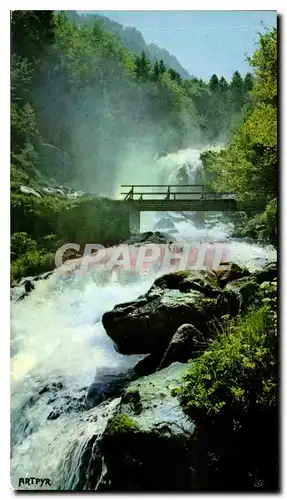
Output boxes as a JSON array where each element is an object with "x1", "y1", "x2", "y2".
[{"x1": 118, "y1": 185, "x2": 266, "y2": 232}]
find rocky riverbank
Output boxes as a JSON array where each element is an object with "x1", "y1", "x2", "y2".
[{"x1": 75, "y1": 259, "x2": 278, "y2": 491}]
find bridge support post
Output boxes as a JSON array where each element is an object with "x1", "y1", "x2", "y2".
[{"x1": 129, "y1": 209, "x2": 141, "y2": 234}]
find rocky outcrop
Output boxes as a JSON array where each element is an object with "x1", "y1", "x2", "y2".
[
  {"x1": 253, "y1": 261, "x2": 277, "y2": 284},
  {"x1": 11, "y1": 271, "x2": 54, "y2": 301},
  {"x1": 20, "y1": 185, "x2": 42, "y2": 197},
  {"x1": 102, "y1": 262, "x2": 275, "y2": 370},
  {"x1": 100, "y1": 363, "x2": 196, "y2": 491},
  {"x1": 102, "y1": 269, "x2": 238, "y2": 357},
  {"x1": 123, "y1": 231, "x2": 176, "y2": 246},
  {"x1": 19, "y1": 183, "x2": 84, "y2": 200},
  {"x1": 85, "y1": 367, "x2": 136, "y2": 409},
  {"x1": 214, "y1": 262, "x2": 250, "y2": 288}
]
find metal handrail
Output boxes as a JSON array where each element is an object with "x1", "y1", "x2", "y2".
[
  {"x1": 121, "y1": 184, "x2": 235, "y2": 201},
  {"x1": 121, "y1": 184, "x2": 206, "y2": 188}
]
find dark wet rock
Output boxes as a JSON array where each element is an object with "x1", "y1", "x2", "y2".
[
  {"x1": 62, "y1": 247, "x2": 82, "y2": 263},
  {"x1": 33, "y1": 270, "x2": 53, "y2": 281},
  {"x1": 215, "y1": 262, "x2": 250, "y2": 288},
  {"x1": 85, "y1": 368, "x2": 136, "y2": 410},
  {"x1": 101, "y1": 363, "x2": 196, "y2": 491},
  {"x1": 225, "y1": 279, "x2": 260, "y2": 310},
  {"x1": 151, "y1": 270, "x2": 220, "y2": 297},
  {"x1": 123, "y1": 231, "x2": 176, "y2": 246},
  {"x1": 11, "y1": 271, "x2": 54, "y2": 301},
  {"x1": 103, "y1": 270, "x2": 225, "y2": 355},
  {"x1": 158, "y1": 323, "x2": 208, "y2": 369},
  {"x1": 103, "y1": 289, "x2": 215, "y2": 355},
  {"x1": 47, "y1": 410, "x2": 61, "y2": 421},
  {"x1": 103, "y1": 263, "x2": 276, "y2": 358},
  {"x1": 215, "y1": 288, "x2": 242, "y2": 317},
  {"x1": 133, "y1": 352, "x2": 164, "y2": 377},
  {"x1": 253, "y1": 261, "x2": 277, "y2": 284},
  {"x1": 24, "y1": 280, "x2": 35, "y2": 294}
]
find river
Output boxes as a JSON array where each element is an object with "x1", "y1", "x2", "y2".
[{"x1": 10, "y1": 148, "x2": 276, "y2": 490}]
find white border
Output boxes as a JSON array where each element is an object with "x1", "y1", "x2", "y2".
[{"x1": 2, "y1": 1, "x2": 285, "y2": 498}]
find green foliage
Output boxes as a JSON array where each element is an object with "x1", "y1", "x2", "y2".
[
  {"x1": 248, "y1": 28, "x2": 277, "y2": 105},
  {"x1": 10, "y1": 192, "x2": 131, "y2": 281},
  {"x1": 201, "y1": 28, "x2": 277, "y2": 244},
  {"x1": 235, "y1": 198, "x2": 277, "y2": 245},
  {"x1": 135, "y1": 51, "x2": 150, "y2": 80},
  {"x1": 183, "y1": 69, "x2": 251, "y2": 142},
  {"x1": 11, "y1": 10, "x2": 55, "y2": 61},
  {"x1": 11, "y1": 10, "x2": 253, "y2": 190},
  {"x1": 177, "y1": 304, "x2": 276, "y2": 415},
  {"x1": 209, "y1": 74, "x2": 219, "y2": 92},
  {"x1": 11, "y1": 54, "x2": 41, "y2": 179},
  {"x1": 176, "y1": 301, "x2": 278, "y2": 489},
  {"x1": 11, "y1": 250, "x2": 55, "y2": 283},
  {"x1": 11, "y1": 232, "x2": 37, "y2": 261}
]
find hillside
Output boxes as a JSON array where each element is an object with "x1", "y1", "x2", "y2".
[{"x1": 67, "y1": 10, "x2": 191, "y2": 79}]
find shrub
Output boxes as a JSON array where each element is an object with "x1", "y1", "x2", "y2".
[
  {"x1": 11, "y1": 232, "x2": 37, "y2": 260},
  {"x1": 11, "y1": 250, "x2": 55, "y2": 283},
  {"x1": 175, "y1": 302, "x2": 278, "y2": 490}
]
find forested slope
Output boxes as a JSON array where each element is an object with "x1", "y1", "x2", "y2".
[{"x1": 11, "y1": 11, "x2": 276, "y2": 282}]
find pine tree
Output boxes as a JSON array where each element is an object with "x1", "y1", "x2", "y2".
[
  {"x1": 219, "y1": 76, "x2": 228, "y2": 92},
  {"x1": 230, "y1": 71, "x2": 244, "y2": 111},
  {"x1": 209, "y1": 74, "x2": 219, "y2": 92},
  {"x1": 159, "y1": 59, "x2": 166, "y2": 75},
  {"x1": 135, "y1": 51, "x2": 150, "y2": 80},
  {"x1": 151, "y1": 61, "x2": 160, "y2": 81},
  {"x1": 244, "y1": 72, "x2": 254, "y2": 92}
]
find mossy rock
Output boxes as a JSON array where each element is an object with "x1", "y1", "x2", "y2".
[
  {"x1": 215, "y1": 263, "x2": 250, "y2": 288},
  {"x1": 105, "y1": 413, "x2": 139, "y2": 437},
  {"x1": 152, "y1": 270, "x2": 219, "y2": 294},
  {"x1": 101, "y1": 363, "x2": 196, "y2": 490},
  {"x1": 226, "y1": 279, "x2": 260, "y2": 310},
  {"x1": 253, "y1": 262, "x2": 277, "y2": 284},
  {"x1": 121, "y1": 388, "x2": 143, "y2": 415}
]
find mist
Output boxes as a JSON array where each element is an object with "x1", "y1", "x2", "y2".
[{"x1": 33, "y1": 43, "x2": 226, "y2": 197}]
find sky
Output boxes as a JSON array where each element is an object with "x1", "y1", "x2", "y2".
[{"x1": 82, "y1": 10, "x2": 277, "y2": 80}]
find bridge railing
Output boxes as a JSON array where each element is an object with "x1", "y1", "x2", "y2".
[{"x1": 120, "y1": 185, "x2": 235, "y2": 201}]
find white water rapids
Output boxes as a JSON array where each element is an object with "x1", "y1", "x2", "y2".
[{"x1": 10, "y1": 148, "x2": 276, "y2": 490}]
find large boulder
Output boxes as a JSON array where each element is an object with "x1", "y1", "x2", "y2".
[
  {"x1": 215, "y1": 262, "x2": 250, "y2": 288},
  {"x1": 102, "y1": 270, "x2": 222, "y2": 355},
  {"x1": 158, "y1": 323, "x2": 207, "y2": 369},
  {"x1": 123, "y1": 231, "x2": 176, "y2": 246},
  {"x1": 102, "y1": 269, "x2": 244, "y2": 356},
  {"x1": 225, "y1": 277, "x2": 260, "y2": 310},
  {"x1": 253, "y1": 261, "x2": 277, "y2": 284},
  {"x1": 85, "y1": 367, "x2": 136, "y2": 409},
  {"x1": 100, "y1": 363, "x2": 196, "y2": 491}
]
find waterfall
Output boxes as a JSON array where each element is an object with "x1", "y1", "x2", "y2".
[{"x1": 11, "y1": 146, "x2": 276, "y2": 490}]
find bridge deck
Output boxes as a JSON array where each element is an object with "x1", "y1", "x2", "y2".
[{"x1": 118, "y1": 185, "x2": 265, "y2": 212}]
